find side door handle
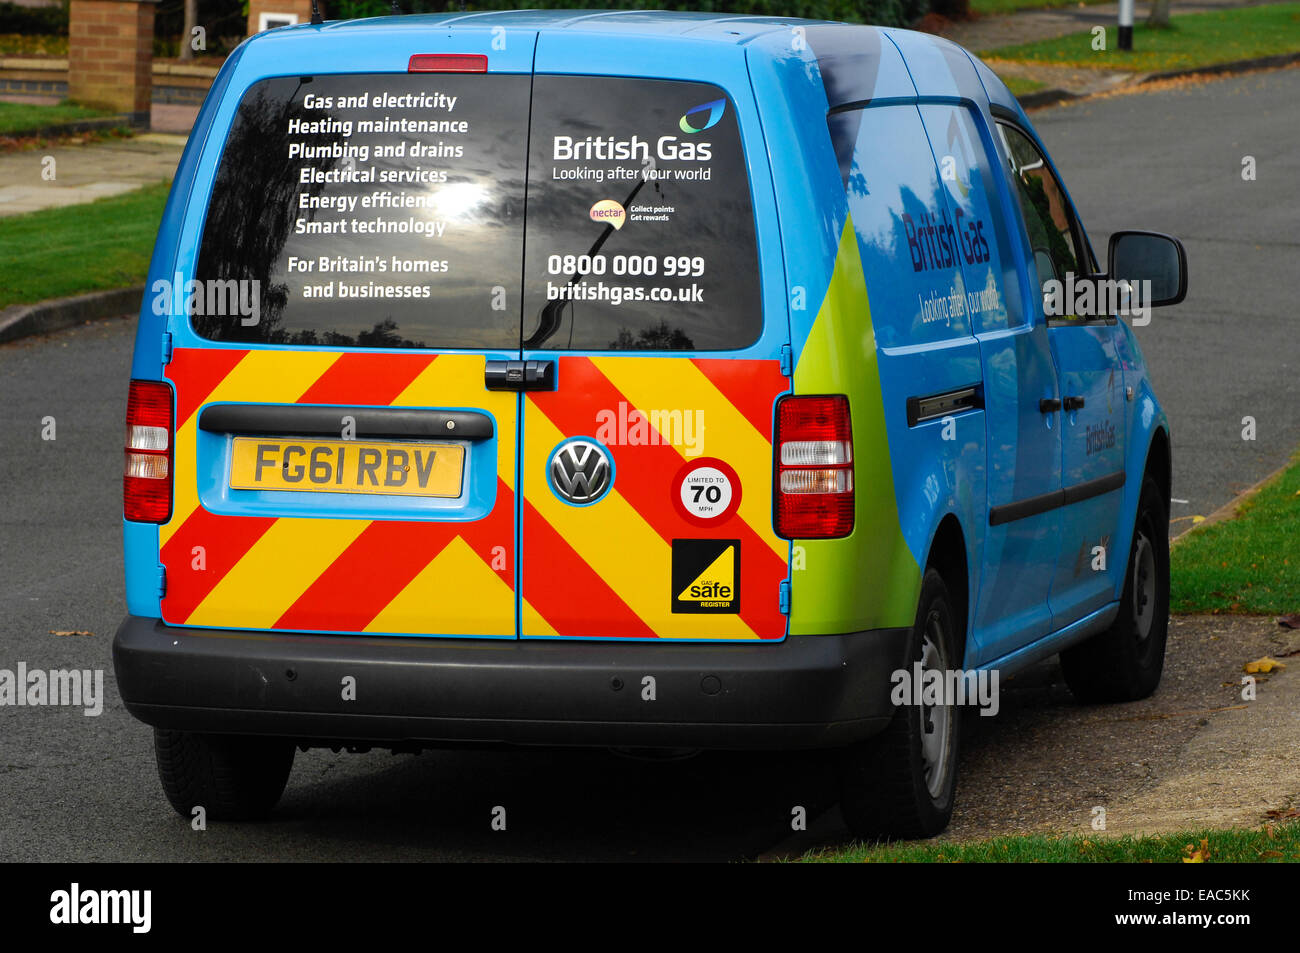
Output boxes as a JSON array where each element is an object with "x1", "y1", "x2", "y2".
[
  {"x1": 1063, "y1": 395, "x2": 1086, "y2": 411},
  {"x1": 1038, "y1": 397, "x2": 1061, "y2": 413},
  {"x1": 485, "y1": 359, "x2": 557, "y2": 392}
]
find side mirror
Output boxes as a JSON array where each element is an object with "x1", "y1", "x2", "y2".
[{"x1": 1108, "y1": 230, "x2": 1188, "y2": 308}]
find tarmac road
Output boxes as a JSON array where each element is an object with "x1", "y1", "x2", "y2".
[{"x1": 0, "y1": 67, "x2": 1296, "y2": 862}]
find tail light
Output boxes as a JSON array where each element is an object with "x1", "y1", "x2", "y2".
[
  {"x1": 124, "y1": 380, "x2": 173, "y2": 523},
  {"x1": 775, "y1": 395, "x2": 854, "y2": 538}
]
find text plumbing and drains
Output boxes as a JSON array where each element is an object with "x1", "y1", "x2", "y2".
[
  {"x1": 0, "y1": 664, "x2": 103, "y2": 716},
  {"x1": 50, "y1": 885, "x2": 150, "y2": 934},
  {"x1": 891, "y1": 665, "x2": 1000, "y2": 717}
]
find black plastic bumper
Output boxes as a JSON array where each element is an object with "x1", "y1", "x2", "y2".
[{"x1": 112, "y1": 616, "x2": 911, "y2": 750}]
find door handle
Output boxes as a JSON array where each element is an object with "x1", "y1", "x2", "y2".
[
  {"x1": 1038, "y1": 397, "x2": 1061, "y2": 413},
  {"x1": 485, "y1": 359, "x2": 557, "y2": 392},
  {"x1": 1063, "y1": 395, "x2": 1086, "y2": 411}
]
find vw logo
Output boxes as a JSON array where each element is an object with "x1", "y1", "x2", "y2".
[{"x1": 549, "y1": 438, "x2": 613, "y2": 506}]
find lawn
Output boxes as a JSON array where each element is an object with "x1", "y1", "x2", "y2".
[
  {"x1": 986, "y1": 3, "x2": 1300, "y2": 71},
  {"x1": 0, "y1": 181, "x2": 170, "y2": 308},
  {"x1": 0, "y1": 101, "x2": 116, "y2": 136},
  {"x1": 801, "y1": 823, "x2": 1300, "y2": 862},
  {"x1": 1170, "y1": 452, "x2": 1299, "y2": 615},
  {"x1": 971, "y1": 0, "x2": 1110, "y2": 15},
  {"x1": 999, "y1": 74, "x2": 1046, "y2": 96}
]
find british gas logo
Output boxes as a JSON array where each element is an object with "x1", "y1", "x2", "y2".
[{"x1": 679, "y1": 98, "x2": 726, "y2": 134}]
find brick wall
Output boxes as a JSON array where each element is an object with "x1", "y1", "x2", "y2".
[{"x1": 67, "y1": 0, "x2": 157, "y2": 125}]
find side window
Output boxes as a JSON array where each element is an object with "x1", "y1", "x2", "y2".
[
  {"x1": 917, "y1": 104, "x2": 1024, "y2": 335},
  {"x1": 996, "y1": 123, "x2": 1096, "y2": 320},
  {"x1": 830, "y1": 103, "x2": 973, "y2": 349}
]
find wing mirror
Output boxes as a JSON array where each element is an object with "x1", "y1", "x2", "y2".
[{"x1": 1107, "y1": 230, "x2": 1188, "y2": 308}]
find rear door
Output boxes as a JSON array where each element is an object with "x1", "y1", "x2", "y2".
[
  {"x1": 161, "y1": 66, "x2": 530, "y2": 638},
  {"x1": 515, "y1": 73, "x2": 791, "y2": 640}
]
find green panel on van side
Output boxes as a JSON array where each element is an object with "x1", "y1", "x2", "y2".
[{"x1": 790, "y1": 217, "x2": 922, "y2": 635}]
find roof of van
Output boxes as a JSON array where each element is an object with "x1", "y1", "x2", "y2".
[
  {"x1": 310, "y1": 10, "x2": 848, "y2": 44},
  {"x1": 242, "y1": 10, "x2": 1019, "y2": 116}
]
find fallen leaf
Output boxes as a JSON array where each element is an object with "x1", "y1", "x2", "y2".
[
  {"x1": 1244, "y1": 657, "x2": 1286, "y2": 674},
  {"x1": 48, "y1": 630, "x2": 93, "y2": 637},
  {"x1": 1277, "y1": 614, "x2": 1300, "y2": 630},
  {"x1": 1264, "y1": 809, "x2": 1300, "y2": 820}
]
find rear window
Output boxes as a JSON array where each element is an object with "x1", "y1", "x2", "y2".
[
  {"x1": 193, "y1": 73, "x2": 761, "y2": 352},
  {"x1": 195, "y1": 73, "x2": 530, "y2": 349},
  {"x1": 521, "y1": 76, "x2": 761, "y2": 351}
]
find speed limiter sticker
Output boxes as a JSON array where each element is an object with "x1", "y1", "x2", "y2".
[{"x1": 672, "y1": 457, "x2": 742, "y2": 527}]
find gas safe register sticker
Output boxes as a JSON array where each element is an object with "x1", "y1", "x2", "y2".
[{"x1": 672, "y1": 539, "x2": 740, "y2": 614}]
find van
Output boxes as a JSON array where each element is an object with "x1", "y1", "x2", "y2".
[{"x1": 113, "y1": 10, "x2": 1188, "y2": 839}]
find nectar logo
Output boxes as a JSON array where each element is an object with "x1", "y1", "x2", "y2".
[{"x1": 588, "y1": 199, "x2": 626, "y2": 230}]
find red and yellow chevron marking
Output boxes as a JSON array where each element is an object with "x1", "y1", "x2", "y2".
[
  {"x1": 522, "y1": 356, "x2": 790, "y2": 640},
  {"x1": 160, "y1": 348, "x2": 519, "y2": 636},
  {"x1": 159, "y1": 347, "x2": 789, "y2": 640}
]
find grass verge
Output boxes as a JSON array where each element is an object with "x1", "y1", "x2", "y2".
[
  {"x1": 971, "y1": 0, "x2": 1110, "y2": 14},
  {"x1": 986, "y1": 3, "x2": 1300, "y2": 71},
  {"x1": 801, "y1": 823, "x2": 1300, "y2": 862},
  {"x1": 0, "y1": 101, "x2": 115, "y2": 136},
  {"x1": 1170, "y1": 453, "x2": 1299, "y2": 615},
  {"x1": 0, "y1": 181, "x2": 169, "y2": 308},
  {"x1": 1000, "y1": 74, "x2": 1047, "y2": 96}
]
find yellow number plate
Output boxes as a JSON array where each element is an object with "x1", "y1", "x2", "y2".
[{"x1": 229, "y1": 437, "x2": 465, "y2": 498}]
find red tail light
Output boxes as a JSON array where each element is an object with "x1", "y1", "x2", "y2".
[
  {"x1": 124, "y1": 380, "x2": 173, "y2": 523},
  {"x1": 408, "y1": 54, "x2": 488, "y2": 73},
  {"x1": 775, "y1": 395, "x2": 854, "y2": 538}
]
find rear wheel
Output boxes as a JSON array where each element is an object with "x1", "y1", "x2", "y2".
[
  {"x1": 154, "y1": 730, "x2": 295, "y2": 821},
  {"x1": 840, "y1": 568, "x2": 962, "y2": 840},
  {"x1": 1060, "y1": 473, "x2": 1170, "y2": 703}
]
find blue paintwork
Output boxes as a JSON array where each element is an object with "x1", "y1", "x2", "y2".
[
  {"x1": 123, "y1": 520, "x2": 163, "y2": 616},
  {"x1": 126, "y1": 11, "x2": 1171, "y2": 665}
]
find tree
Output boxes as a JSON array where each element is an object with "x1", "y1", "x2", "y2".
[
  {"x1": 1147, "y1": 0, "x2": 1172, "y2": 28},
  {"x1": 179, "y1": 0, "x2": 199, "y2": 60}
]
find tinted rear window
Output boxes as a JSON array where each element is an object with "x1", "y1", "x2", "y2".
[
  {"x1": 194, "y1": 73, "x2": 761, "y2": 351},
  {"x1": 522, "y1": 76, "x2": 761, "y2": 351},
  {"x1": 195, "y1": 73, "x2": 530, "y2": 349}
]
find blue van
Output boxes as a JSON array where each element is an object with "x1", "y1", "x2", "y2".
[{"x1": 113, "y1": 10, "x2": 1187, "y2": 839}]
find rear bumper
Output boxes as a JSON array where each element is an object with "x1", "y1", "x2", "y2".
[{"x1": 112, "y1": 616, "x2": 911, "y2": 750}]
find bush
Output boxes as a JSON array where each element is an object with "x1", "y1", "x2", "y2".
[
  {"x1": 0, "y1": 0, "x2": 68, "y2": 35},
  {"x1": 330, "y1": 0, "x2": 927, "y2": 28}
]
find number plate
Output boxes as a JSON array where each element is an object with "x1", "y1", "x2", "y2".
[{"x1": 229, "y1": 437, "x2": 465, "y2": 498}]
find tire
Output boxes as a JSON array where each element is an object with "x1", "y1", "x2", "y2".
[
  {"x1": 840, "y1": 568, "x2": 962, "y2": 840},
  {"x1": 154, "y1": 730, "x2": 295, "y2": 821},
  {"x1": 1060, "y1": 473, "x2": 1170, "y2": 703}
]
